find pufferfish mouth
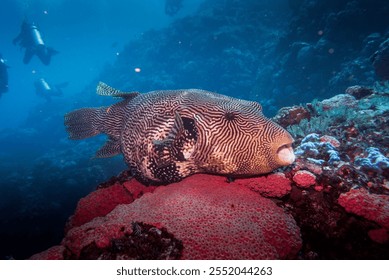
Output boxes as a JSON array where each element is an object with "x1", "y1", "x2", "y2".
[{"x1": 276, "y1": 144, "x2": 296, "y2": 165}]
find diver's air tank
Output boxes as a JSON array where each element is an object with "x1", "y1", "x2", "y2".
[
  {"x1": 30, "y1": 24, "x2": 45, "y2": 46},
  {"x1": 37, "y1": 78, "x2": 51, "y2": 92},
  {"x1": 0, "y1": 55, "x2": 9, "y2": 93}
]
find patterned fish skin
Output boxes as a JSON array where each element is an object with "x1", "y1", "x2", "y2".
[{"x1": 65, "y1": 82, "x2": 295, "y2": 185}]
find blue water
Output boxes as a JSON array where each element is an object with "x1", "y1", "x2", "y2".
[{"x1": 0, "y1": 0, "x2": 387, "y2": 259}]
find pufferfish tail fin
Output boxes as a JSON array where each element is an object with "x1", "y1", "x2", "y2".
[
  {"x1": 64, "y1": 106, "x2": 123, "y2": 158},
  {"x1": 65, "y1": 82, "x2": 138, "y2": 158},
  {"x1": 64, "y1": 107, "x2": 101, "y2": 140}
]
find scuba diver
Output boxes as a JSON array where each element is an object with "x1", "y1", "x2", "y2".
[
  {"x1": 34, "y1": 78, "x2": 68, "y2": 102},
  {"x1": 165, "y1": 0, "x2": 183, "y2": 16},
  {"x1": 13, "y1": 19, "x2": 58, "y2": 65},
  {"x1": 0, "y1": 54, "x2": 9, "y2": 97}
]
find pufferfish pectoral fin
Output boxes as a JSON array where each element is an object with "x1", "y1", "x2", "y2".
[
  {"x1": 152, "y1": 112, "x2": 186, "y2": 163},
  {"x1": 95, "y1": 136, "x2": 121, "y2": 158}
]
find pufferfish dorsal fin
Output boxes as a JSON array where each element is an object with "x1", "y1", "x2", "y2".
[
  {"x1": 152, "y1": 112, "x2": 186, "y2": 163},
  {"x1": 96, "y1": 82, "x2": 139, "y2": 99}
]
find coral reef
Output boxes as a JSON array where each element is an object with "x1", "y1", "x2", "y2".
[
  {"x1": 293, "y1": 170, "x2": 317, "y2": 188},
  {"x1": 65, "y1": 179, "x2": 156, "y2": 230},
  {"x1": 32, "y1": 174, "x2": 302, "y2": 260},
  {"x1": 242, "y1": 172, "x2": 291, "y2": 198}
]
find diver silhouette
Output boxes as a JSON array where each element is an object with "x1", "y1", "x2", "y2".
[
  {"x1": 165, "y1": 0, "x2": 183, "y2": 16},
  {"x1": 13, "y1": 19, "x2": 58, "y2": 65},
  {"x1": 34, "y1": 78, "x2": 68, "y2": 102},
  {"x1": 0, "y1": 54, "x2": 9, "y2": 97}
]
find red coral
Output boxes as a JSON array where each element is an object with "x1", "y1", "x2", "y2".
[
  {"x1": 66, "y1": 180, "x2": 155, "y2": 231},
  {"x1": 338, "y1": 189, "x2": 389, "y2": 229},
  {"x1": 29, "y1": 245, "x2": 64, "y2": 260},
  {"x1": 293, "y1": 170, "x2": 316, "y2": 188},
  {"x1": 241, "y1": 172, "x2": 292, "y2": 198},
  {"x1": 46, "y1": 174, "x2": 301, "y2": 260},
  {"x1": 320, "y1": 135, "x2": 340, "y2": 148},
  {"x1": 368, "y1": 228, "x2": 389, "y2": 244}
]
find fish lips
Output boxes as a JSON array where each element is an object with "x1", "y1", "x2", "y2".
[{"x1": 276, "y1": 144, "x2": 296, "y2": 166}]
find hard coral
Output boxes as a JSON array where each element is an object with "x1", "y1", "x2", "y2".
[
  {"x1": 62, "y1": 174, "x2": 301, "y2": 260},
  {"x1": 338, "y1": 188, "x2": 389, "y2": 229},
  {"x1": 293, "y1": 170, "x2": 317, "y2": 188},
  {"x1": 319, "y1": 94, "x2": 357, "y2": 111},
  {"x1": 241, "y1": 172, "x2": 291, "y2": 198},
  {"x1": 29, "y1": 245, "x2": 64, "y2": 260},
  {"x1": 320, "y1": 135, "x2": 340, "y2": 148},
  {"x1": 272, "y1": 106, "x2": 311, "y2": 127},
  {"x1": 345, "y1": 85, "x2": 374, "y2": 99},
  {"x1": 66, "y1": 180, "x2": 155, "y2": 231},
  {"x1": 368, "y1": 228, "x2": 389, "y2": 244}
]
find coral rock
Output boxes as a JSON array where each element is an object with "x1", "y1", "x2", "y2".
[
  {"x1": 273, "y1": 106, "x2": 311, "y2": 127},
  {"x1": 338, "y1": 188, "x2": 389, "y2": 229},
  {"x1": 242, "y1": 172, "x2": 292, "y2": 198},
  {"x1": 60, "y1": 174, "x2": 301, "y2": 259},
  {"x1": 293, "y1": 170, "x2": 316, "y2": 188},
  {"x1": 66, "y1": 180, "x2": 155, "y2": 231},
  {"x1": 29, "y1": 245, "x2": 65, "y2": 260},
  {"x1": 368, "y1": 228, "x2": 389, "y2": 244},
  {"x1": 320, "y1": 135, "x2": 340, "y2": 148},
  {"x1": 345, "y1": 85, "x2": 374, "y2": 99},
  {"x1": 319, "y1": 94, "x2": 357, "y2": 111}
]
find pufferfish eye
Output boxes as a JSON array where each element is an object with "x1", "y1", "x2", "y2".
[{"x1": 224, "y1": 111, "x2": 238, "y2": 121}]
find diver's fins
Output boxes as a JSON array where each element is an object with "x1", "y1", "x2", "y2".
[
  {"x1": 56, "y1": 82, "x2": 69, "y2": 89},
  {"x1": 23, "y1": 49, "x2": 34, "y2": 64},
  {"x1": 47, "y1": 47, "x2": 59, "y2": 56}
]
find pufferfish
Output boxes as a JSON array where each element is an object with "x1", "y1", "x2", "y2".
[{"x1": 64, "y1": 82, "x2": 295, "y2": 185}]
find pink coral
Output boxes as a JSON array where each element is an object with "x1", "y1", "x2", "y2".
[
  {"x1": 241, "y1": 172, "x2": 292, "y2": 198},
  {"x1": 338, "y1": 189, "x2": 389, "y2": 229},
  {"x1": 66, "y1": 180, "x2": 154, "y2": 231},
  {"x1": 368, "y1": 228, "x2": 389, "y2": 244},
  {"x1": 66, "y1": 180, "x2": 155, "y2": 230},
  {"x1": 35, "y1": 174, "x2": 302, "y2": 260},
  {"x1": 293, "y1": 170, "x2": 316, "y2": 188},
  {"x1": 29, "y1": 246, "x2": 64, "y2": 260}
]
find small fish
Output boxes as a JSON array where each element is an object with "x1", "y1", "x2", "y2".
[{"x1": 65, "y1": 82, "x2": 295, "y2": 184}]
